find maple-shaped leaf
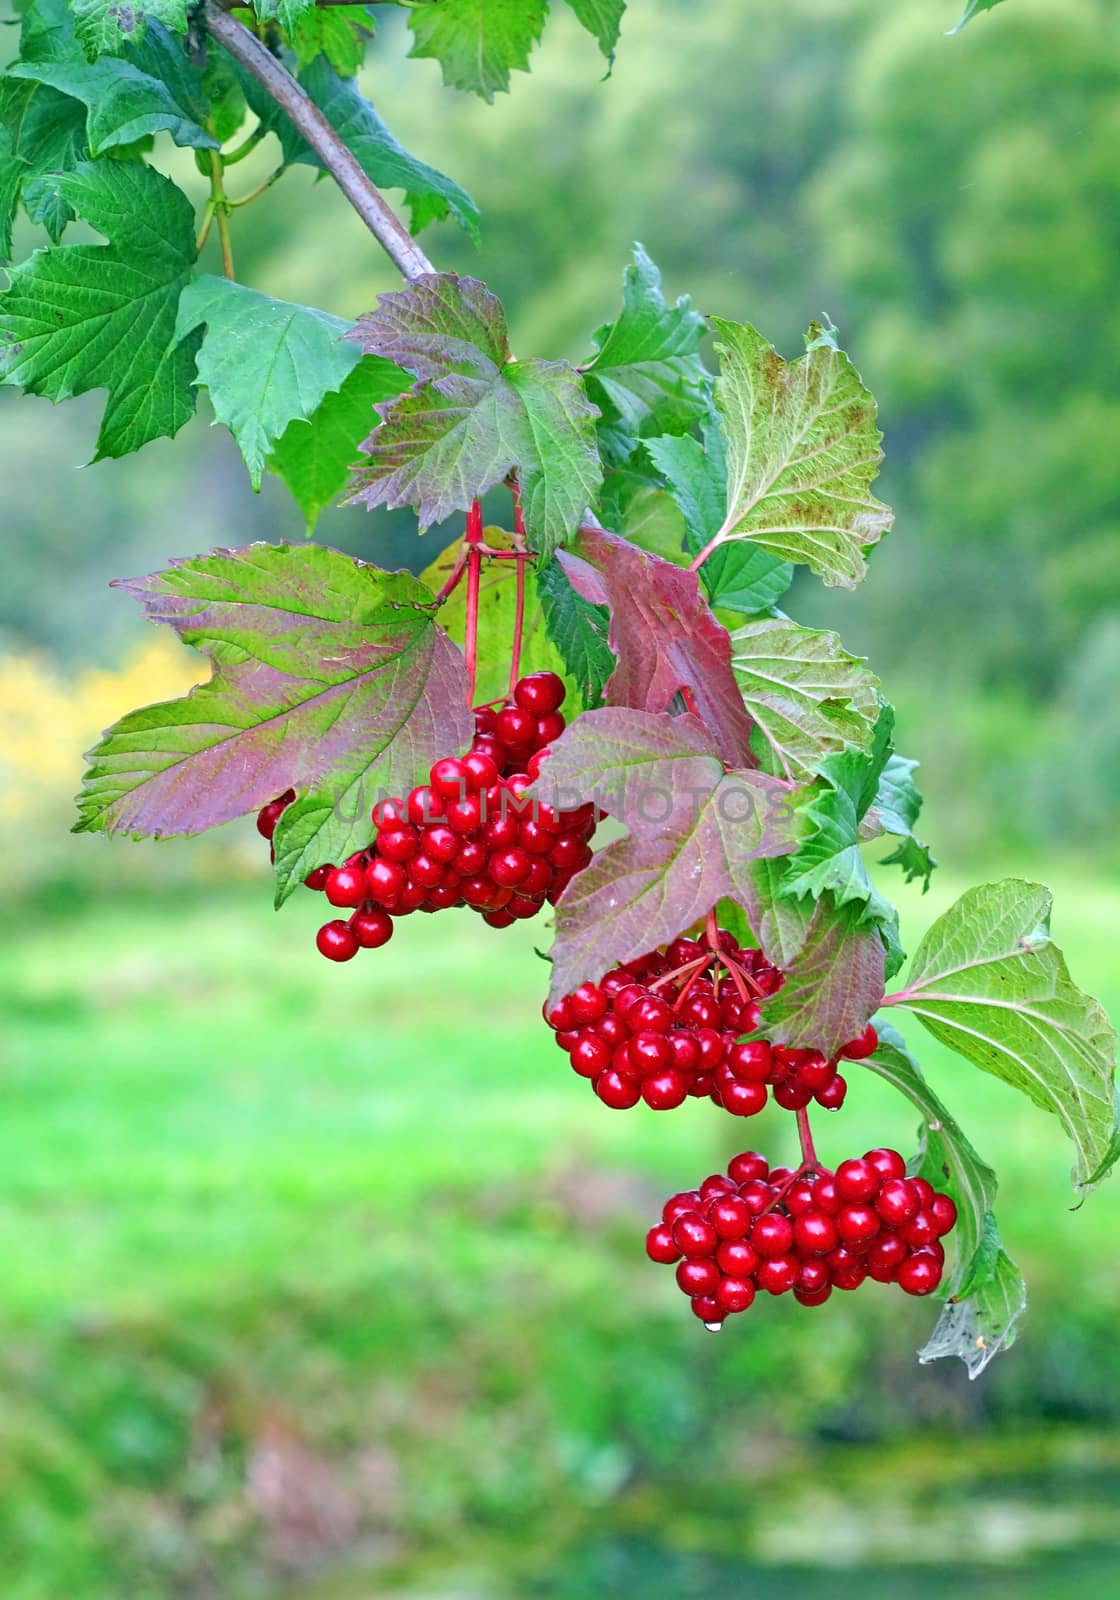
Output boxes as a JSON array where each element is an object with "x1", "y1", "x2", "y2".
[
  {"x1": 532, "y1": 707, "x2": 802, "y2": 1001},
  {"x1": 0, "y1": 160, "x2": 198, "y2": 459},
  {"x1": 74, "y1": 544, "x2": 473, "y2": 904},
  {"x1": 705, "y1": 317, "x2": 893, "y2": 588},
  {"x1": 268, "y1": 357, "x2": 408, "y2": 532},
  {"x1": 176, "y1": 277, "x2": 373, "y2": 490},
  {"x1": 10, "y1": 21, "x2": 216, "y2": 156},
  {"x1": 748, "y1": 879, "x2": 887, "y2": 1056},
  {"x1": 582, "y1": 245, "x2": 708, "y2": 462},
  {"x1": 289, "y1": 4, "x2": 375, "y2": 75},
  {"x1": 235, "y1": 56, "x2": 478, "y2": 240},
  {"x1": 420, "y1": 533, "x2": 567, "y2": 706},
  {"x1": 408, "y1": 0, "x2": 547, "y2": 101},
  {"x1": 729, "y1": 616, "x2": 881, "y2": 782},
  {"x1": 950, "y1": 0, "x2": 1007, "y2": 33},
  {"x1": 883, "y1": 880, "x2": 1120, "y2": 1195},
  {"x1": 557, "y1": 522, "x2": 755, "y2": 766},
  {"x1": 566, "y1": 0, "x2": 625, "y2": 57},
  {"x1": 255, "y1": 0, "x2": 320, "y2": 40},
  {"x1": 536, "y1": 555, "x2": 614, "y2": 710},
  {"x1": 862, "y1": 751, "x2": 937, "y2": 890},
  {"x1": 346, "y1": 273, "x2": 602, "y2": 559},
  {"x1": 778, "y1": 707, "x2": 906, "y2": 975},
  {"x1": 865, "y1": 1025, "x2": 1026, "y2": 1377},
  {"x1": 69, "y1": 0, "x2": 189, "y2": 59},
  {"x1": 645, "y1": 426, "x2": 794, "y2": 615},
  {"x1": 0, "y1": 75, "x2": 88, "y2": 255}
]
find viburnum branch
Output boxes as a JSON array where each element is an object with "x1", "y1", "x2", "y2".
[
  {"x1": 795, "y1": 1106, "x2": 818, "y2": 1167},
  {"x1": 203, "y1": 2, "x2": 436, "y2": 281},
  {"x1": 207, "y1": 150, "x2": 236, "y2": 280},
  {"x1": 509, "y1": 555, "x2": 527, "y2": 695}
]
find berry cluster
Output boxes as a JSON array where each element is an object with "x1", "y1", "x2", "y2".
[
  {"x1": 543, "y1": 936, "x2": 866, "y2": 1114},
  {"x1": 645, "y1": 1148, "x2": 958, "y2": 1328},
  {"x1": 255, "y1": 673, "x2": 596, "y2": 962}
]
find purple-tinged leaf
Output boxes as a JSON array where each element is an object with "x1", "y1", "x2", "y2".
[
  {"x1": 750, "y1": 889, "x2": 887, "y2": 1056},
  {"x1": 74, "y1": 543, "x2": 473, "y2": 903},
  {"x1": 540, "y1": 709, "x2": 802, "y2": 1001},
  {"x1": 345, "y1": 273, "x2": 601, "y2": 558},
  {"x1": 558, "y1": 522, "x2": 756, "y2": 767}
]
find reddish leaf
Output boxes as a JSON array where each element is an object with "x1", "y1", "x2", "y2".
[
  {"x1": 75, "y1": 543, "x2": 472, "y2": 902},
  {"x1": 558, "y1": 522, "x2": 755, "y2": 766}
]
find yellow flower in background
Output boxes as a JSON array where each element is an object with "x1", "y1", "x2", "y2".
[{"x1": 0, "y1": 638, "x2": 200, "y2": 821}]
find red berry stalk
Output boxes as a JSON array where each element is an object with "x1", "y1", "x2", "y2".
[{"x1": 646, "y1": 1147, "x2": 958, "y2": 1329}]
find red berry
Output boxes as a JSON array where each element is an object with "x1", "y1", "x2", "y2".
[
  {"x1": 835, "y1": 1158, "x2": 881, "y2": 1203},
  {"x1": 595, "y1": 1069, "x2": 641, "y2": 1110},
  {"x1": 645, "y1": 1224, "x2": 681, "y2": 1264},
  {"x1": 867, "y1": 1233, "x2": 907, "y2": 1274},
  {"x1": 814, "y1": 1075, "x2": 848, "y2": 1110},
  {"x1": 876, "y1": 1177, "x2": 919, "y2": 1228},
  {"x1": 489, "y1": 847, "x2": 532, "y2": 887},
  {"x1": 568, "y1": 982, "x2": 607, "y2": 1024},
  {"x1": 793, "y1": 1211, "x2": 838, "y2": 1256},
  {"x1": 726, "y1": 1040, "x2": 772, "y2": 1082},
  {"x1": 513, "y1": 671, "x2": 565, "y2": 715},
  {"x1": 690, "y1": 1296, "x2": 724, "y2": 1325},
  {"x1": 408, "y1": 852, "x2": 445, "y2": 889},
  {"x1": 316, "y1": 920, "x2": 358, "y2": 961},
  {"x1": 716, "y1": 1276, "x2": 756, "y2": 1314},
  {"x1": 864, "y1": 1146, "x2": 907, "y2": 1180},
  {"x1": 421, "y1": 824, "x2": 461, "y2": 863},
  {"x1": 304, "y1": 865, "x2": 330, "y2": 891},
  {"x1": 534, "y1": 710, "x2": 566, "y2": 746},
  {"x1": 366, "y1": 857, "x2": 405, "y2": 903},
  {"x1": 757, "y1": 1255, "x2": 799, "y2": 1295},
  {"x1": 720, "y1": 1078, "x2": 768, "y2": 1118},
  {"x1": 642, "y1": 1069, "x2": 689, "y2": 1110},
  {"x1": 672, "y1": 1214, "x2": 719, "y2": 1258},
  {"x1": 836, "y1": 1204, "x2": 880, "y2": 1246},
  {"x1": 727, "y1": 1151, "x2": 769, "y2": 1185},
  {"x1": 897, "y1": 1250, "x2": 943, "y2": 1296},
  {"x1": 569, "y1": 1032, "x2": 611, "y2": 1078},
  {"x1": 350, "y1": 908, "x2": 393, "y2": 949},
  {"x1": 904, "y1": 1211, "x2": 939, "y2": 1248},
  {"x1": 751, "y1": 1213, "x2": 795, "y2": 1258},
  {"x1": 407, "y1": 786, "x2": 443, "y2": 827},
  {"x1": 325, "y1": 864, "x2": 368, "y2": 908},
  {"x1": 462, "y1": 750, "x2": 500, "y2": 791},
  {"x1": 378, "y1": 826, "x2": 418, "y2": 863},
  {"x1": 496, "y1": 705, "x2": 537, "y2": 747},
  {"x1": 663, "y1": 1190, "x2": 703, "y2": 1225},
  {"x1": 708, "y1": 1195, "x2": 754, "y2": 1239},
  {"x1": 930, "y1": 1193, "x2": 958, "y2": 1236},
  {"x1": 630, "y1": 1032, "x2": 673, "y2": 1074},
  {"x1": 676, "y1": 1259, "x2": 720, "y2": 1297},
  {"x1": 839, "y1": 1023, "x2": 879, "y2": 1060},
  {"x1": 715, "y1": 1239, "x2": 759, "y2": 1276},
  {"x1": 796, "y1": 1258, "x2": 830, "y2": 1295},
  {"x1": 429, "y1": 756, "x2": 468, "y2": 800}
]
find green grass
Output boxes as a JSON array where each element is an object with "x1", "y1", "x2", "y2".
[{"x1": 0, "y1": 865, "x2": 1117, "y2": 1598}]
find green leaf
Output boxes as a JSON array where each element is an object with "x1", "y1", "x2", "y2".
[
  {"x1": 864, "y1": 1025, "x2": 1026, "y2": 1376},
  {"x1": 419, "y1": 534, "x2": 568, "y2": 706},
  {"x1": 238, "y1": 55, "x2": 479, "y2": 240},
  {"x1": 199, "y1": 54, "x2": 247, "y2": 145},
  {"x1": 0, "y1": 159, "x2": 198, "y2": 459},
  {"x1": 347, "y1": 273, "x2": 602, "y2": 560},
  {"x1": 10, "y1": 32, "x2": 217, "y2": 156},
  {"x1": 0, "y1": 125, "x2": 19, "y2": 260},
  {"x1": 0, "y1": 76, "x2": 89, "y2": 252},
  {"x1": 865, "y1": 752, "x2": 937, "y2": 890},
  {"x1": 74, "y1": 544, "x2": 474, "y2": 903},
  {"x1": 950, "y1": 0, "x2": 1008, "y2": 35},
  {"x1": 289, "y1": 4, "x2": 375, "y2": 76},
  {"x1": 408, "y1": 0, "x2": 548, "y2": 101},
  {"x1": 582, "y1": 245, "x2": 708, "y2": 461},
  {"x1": 885, "y1": 880, "x2": 1120, "y2": 1194},
  {"x1": 729, "y1": 616, "x2": 881, "y2": 781},
  {"x1": 536, "y1": 556, "x2": 614, "y2": 711},
  {"x1": 565, "y1": 0, "x2": 624, "y2": 57},
  {"x1": 708, "y1": 317, "x2": 893, "y2": 588},
  {"x1": 268, "y1": 356, "x2": 408, "y2": 532},
  {"x1": 751, "y1": 888, "x2": 886, "y2": 1056},
  {"x1": 645, "y1": 427, "x2": 793, "y2": 614},
  {"x1": 176, "y1": 276, "x2": 368, "y2": 491},
  {"x1": 778, "y1": 707, "x2": 904, "y2": 974},
  {"x1": 255, "y1": 0, "x2": 319, "y2": 39},
  {"x1": 69, "y1": 0, "x2": 189, "y2": 59}
]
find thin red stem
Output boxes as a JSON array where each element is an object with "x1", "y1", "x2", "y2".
[
  {"x1": 687, "y1": 533, "x2": 723, "y2": 573},
  {"x1": 434, "y1": 549, "x2": 468, "y2": 604},
  {"x1": 646, "y1": 953, "x2": 710, "y2": 996},
  {"x1": 509, "y1": 555, "x2": 527, "y2": 695},
  {"x1": 464, "y1": 548, "x2": 482, "y2": 705},
  {"x1": 680, "y1": 685, "x2": 701, "y2": 717},
  {"x1": 704, "y1": 907, "x2": 721, "y2": 953},
  {"x1": 795, "y1": 1106, "x2": 818, "y2": 1168},
  {"x1": 466, "y1": 499, "x2": 484, "y2": 544},
  {"x1": 510, "y1": 477, "x2": 527, "y2": 544}
]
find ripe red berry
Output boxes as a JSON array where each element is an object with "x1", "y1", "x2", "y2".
[
  {"x1": 757, "y1": 1255, "x2": 799, "y2": 1295},
  {"x1": 325, "y1": 864, "x2": 368, "y2": 908},
  {"x1": 726, "y1": 1040, "x2": 772, "y2": 1082},
  {"x1": 429, "y1": 756, "x2": 468, "y2": 800},
  {"x1": 727, "y1": 1151, "x2": 769, "y2": 1185},
  {"x1": 676, "y1": 1258, "x2": 720, "y2": 1297},
  {"x1": 672, "y1": 1214, "x2": 719, "y2": 1258},
  {"x1": 897, "y1": 1250, "x2": 943, "y2": 1296},
  {"x1": 751, "y1": 1213, "x2": 795, "y2": 1258},
  {"x1": 876, "y1": 1177, "x2": 919, "y2": 1227},
  {"x1": 304, "y1": 865, "x2": 330, "y2": 891},
  {"x1": 595, "y1": 1069, "x2": 641, "y2": 1110},
  {"x1": 835, "y1": 1203, "x2": 880, "y2": 1246},
  {"x1": 642, "y1": 1069, "x2": 689, "y2": 1110},
  {"x1": 930, "y1": 1193, "x2": 958, "y2": 1236},
  {"x1": 720, "y1": 1078, "x2": 768, "y2": 1118},
  {"x1": 496, "y1": 705, "x2": 537, "y2": 747},
  {"x1": 513, "y1": 671, "x2": 565, "y2": 715},
  {"x1": 378, "y1": 826, "x2": 418, "y2": 863},
  {"x1": 716, "y1": 1276, "x2": 756, "y2": 1313},
  {"x1": 814, "y1": 1075, "x2": 848, "y2": 1110},
  {"x1": 793, "y1": 1211, "x2": 838, "y2": 1256},
  {"x1": 366, "y1": 857, "x2": 406, "y2": 903},
  {"x1": 663, "y1": 1190, "x2": 703, "y2": 1224},
  {"x1": 864, "y1": 1146, "x2": 908, "y2": 1181},
  {"x1": 316, "y1": 920, "x2": 358, "y2": 961},
  {"x1": 489, "y1": 847, "x2": 532, "y2": 887},
  {"x1": 570, "y1": 1033, "x2": 612, "y2": 1078},
  {"x1": 645, "y1": 1224, "x2": 681, "y2": 1264},
  {"x1": 350, "y1": 908, "x2": 393, "y2": 949},
  {"x1": 835, "y1": 1158, "x2": 881, "y2": 1202},
  {"x1": 708, "y1": 1195, "x2": 753, "y2": 1239},
  {"x1": 839, "y1": 1023, "x2": 879, "y2": 1060}
]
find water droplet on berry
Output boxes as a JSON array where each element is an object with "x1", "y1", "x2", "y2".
[{"x1": 703, "y1": 1320, "x2": 723, "y2": 1334}]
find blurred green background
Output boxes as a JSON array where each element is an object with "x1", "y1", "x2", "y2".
[{"x1": 2, "y1": 0, "x2": 1119, "y2": 1595}]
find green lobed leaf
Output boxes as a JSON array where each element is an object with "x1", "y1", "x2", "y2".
[
  {"x1": 346, "y1": 273, "x2": 602, "y2": 560},
  {"x1": 69, "y1": 0, "x2": 189, "y2": 59},
  {"x1": 175, "y1": 276, "x2": 368, "y2": 491},
  {"x1": 0, "y1": 159, "x2": 198, "y2": 459},
  {"x1": 408, "y1": 0, "x2": 548, "y2": 101},
  {"x1": 10, "y1": 34, "x2": 217, "y2": 157},
  {"x1": 532, "y1": 707, "x2": 803, "y2": 1002},
  {"x1": 645, "y1": 426, "x2": 794, "y2": 615},
  {"x1": 729, "y1": 616, "x2": 882, "y2": 781},
  {"x1": 582, "y1": 245, "x2": 709, "y2": 463},
  {"x1": 708, "y1": 317, "x2": 893, "y2": 588},
  {"x1": 864, "y1": 1025, "x2": 1027, "y2": 1376},
  {"x1": 289, "y1": 4, "x2": 375, "y2": 76},
  {"x1": 863, "y1": 752, "x2": 937, "y2": 890},
  {"x1": 750, "y1": 886, "x2": 886, "y2": 1056},
  {"x1": 0, "y1": 74, "x2": 89, "y2": 253},
  {"x1": 254, "y1": 0, "x2": 319, "y2": 40},
  {"x1": 565, "y1": 0, "x2": 625, "y2": 57},
  {"x1": 536, "y1": 556, "x2": 614, "y2": 711},
  {"x1": 74, "y1": 544, "x2": 474, "y2": 903},
  {"x1": 268, "y1": 356, "x2": 408, "y2": 532},
  {"x1": 950, "y1": 0, "x2": 1008, "y2": 35},
  {"x1": 0, "y1": 125, "x2": 19, "y2": 260},
  {"x1": 885, "y1": 880, "x2": 1120, "y2": 1194},
  {"x1": 237, "y1": 55, "x2": 479, "y2": 240},
  {"x1": 778, "y1": 706, "x2": 906, "y2": 976}
]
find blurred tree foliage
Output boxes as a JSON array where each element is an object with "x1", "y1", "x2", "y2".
[{"x1": 2, "y1": 0, "x2": 1116, "y2": 854}]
